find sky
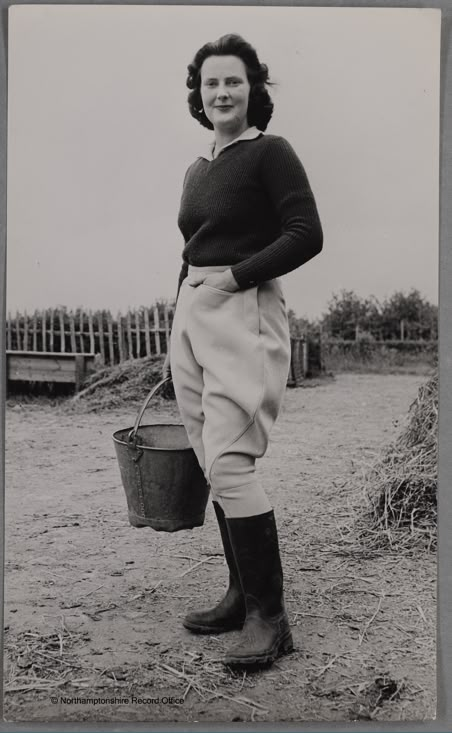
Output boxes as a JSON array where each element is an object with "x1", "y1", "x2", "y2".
[{"x1": 6, "y1": 5, "x2": 440, "y2": 320}]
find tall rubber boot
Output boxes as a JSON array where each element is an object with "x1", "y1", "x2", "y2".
[
  {"x1": 224, "y1": 510, "x2": 293, "y2": 667},
  {"x1": 183, "y1": 501, "x2": 246, "y2": 633}
]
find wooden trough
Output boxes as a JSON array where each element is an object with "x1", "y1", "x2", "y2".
[{"x1": 6, "y1": 351, "x2": 96, "y2": 392}]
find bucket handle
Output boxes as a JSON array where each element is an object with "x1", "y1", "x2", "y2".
[{"x1": 127, "y1": 377, "x2": 172, "y2": 445}]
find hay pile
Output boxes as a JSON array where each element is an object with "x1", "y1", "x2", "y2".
[
  {"x1": 362, "y1": 371, "x2": 437, "y2": 550},
  {"x1": 66, "y1": 356, "x2": 175, "y2": 412}
]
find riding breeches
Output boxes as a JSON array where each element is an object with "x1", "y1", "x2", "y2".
[{"x1": 170, "y1": 265, "x2": 291, "y2": 518}]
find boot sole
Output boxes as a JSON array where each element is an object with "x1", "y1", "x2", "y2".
[
  {"x1": 183, "y1": 619, "x2": 245, "y2": 635},
  {"x1": 224, "y1": 630, "x2": 294, "y2": 668}
]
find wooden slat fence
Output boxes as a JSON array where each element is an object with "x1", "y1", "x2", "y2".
[
  {"x1": 5, "y1": 305, "x2": 175, "y2": 367},
  {"x1": 6, "y1": 305, "x2": 313, "y2": 385}
]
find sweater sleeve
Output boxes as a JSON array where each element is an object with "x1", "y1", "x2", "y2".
[
  {"x1": 174, "y1": 162, "x2": 194, "y2": 303},
  {"x1": 230, "y1": 137, "x2": 323, "y2": 289}
]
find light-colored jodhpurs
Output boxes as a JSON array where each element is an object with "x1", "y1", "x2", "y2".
[{"x1": 170, "y1": 265, "x2": 291, "y2": 518}]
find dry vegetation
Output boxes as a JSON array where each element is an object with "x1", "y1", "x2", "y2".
[
  {"x1": 4, "y1": 611, "x2": 271, "y2": 720},
  {"x1": 349, "y1": 372, "x2": 438, "y2": 553},
  {"x1": 66, "y1": 356, "x2": 174, "y2": 412}
]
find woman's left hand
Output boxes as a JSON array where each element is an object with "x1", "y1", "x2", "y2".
[{"x1": 202, "y1": 269, "x2": 240, "y2": 292}]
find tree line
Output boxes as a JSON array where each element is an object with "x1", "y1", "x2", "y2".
[{"x1": 288, "y1": 289, "x2": 438, "y2": 341}]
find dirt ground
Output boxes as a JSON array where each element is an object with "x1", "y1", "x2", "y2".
[{"x1": 3, "y1": 373, "x2": 436, "y2": 724}]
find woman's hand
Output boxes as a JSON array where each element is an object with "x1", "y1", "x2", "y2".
[{"x1": 202, "y1": 268, "x2": 240, "y2": 292}]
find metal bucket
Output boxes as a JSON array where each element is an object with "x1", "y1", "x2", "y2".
[{"x1": 113, "y1": 378, "x2": 209, "y2": 532}]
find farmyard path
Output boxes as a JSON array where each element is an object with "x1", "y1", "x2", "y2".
[{"x1": 4, "y1": 373, "x2": 436, "y2": 723}]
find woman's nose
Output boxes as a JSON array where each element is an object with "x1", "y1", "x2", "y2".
[{"x1": 216, "y1": 86, "x2": 229, "y2": 99}]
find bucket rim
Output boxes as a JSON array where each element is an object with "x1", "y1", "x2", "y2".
[{"x1": 112, "y1": 422, "x2": 194, "y2": 452}]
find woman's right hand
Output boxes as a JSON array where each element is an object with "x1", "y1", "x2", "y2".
[{"x1": 162, "y1": 350, "x2": 171, "y2": 380}]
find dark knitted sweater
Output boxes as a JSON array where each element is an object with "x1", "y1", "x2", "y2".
[{"x1": 177, "y1": 133, "x2": 323, "y2": 293}]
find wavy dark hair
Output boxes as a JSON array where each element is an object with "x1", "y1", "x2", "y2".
[{"x1": 186, "y1": 34, "x2": 274, "y2": 131}]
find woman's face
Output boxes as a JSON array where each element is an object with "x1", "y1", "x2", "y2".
[{"x1": 200, "y1": 55, "x2": 251, "y2": 136}]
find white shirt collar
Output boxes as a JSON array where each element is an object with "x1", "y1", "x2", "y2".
[{"x1": 200, "y1": 126, "x2": 263, "y2": 161}]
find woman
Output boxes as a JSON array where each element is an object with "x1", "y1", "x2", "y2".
[{"x1": 163, "y1": 34, "x2": 323, "y2": 668}]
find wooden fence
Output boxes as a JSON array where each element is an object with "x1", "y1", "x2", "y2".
[
  {"x1": 328, "y1": 320, "x2": 437, "y2": 342},
  {"x1": 6, "y1": 306, "x2": 311, "y2": 385},
  {"x1": 6, "y1": 306, "x2": 175, "y2": 366}
]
